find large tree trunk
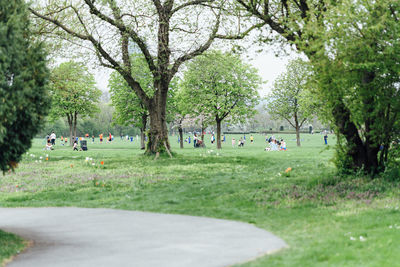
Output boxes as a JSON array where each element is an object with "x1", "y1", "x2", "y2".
[
  {"x1": 140, "y1": 114, "x2": 147, "y2": 150},
  {"x1": 294, "y1": 112, "x2": 301, "y2": 147},
  {"x1": 145, "y1": 88, "x2": 171, "y2": 155},
  {"x1": 140, "y1": 128, "x2": 146, "y2": 150},
  {"x1": 216, "y1": 119, "x2": 222, "y2": 149},
  {"x1": 67, "y1": 113, "x2": 73, "y2": 146},
  {"x1": 68, "y1": 123, "x2": 73, "y2": 146},
  {"x1": 332, "y1": 100, "x2": 367, "y2": 170},
  {"x1": 178, "y1": 126, "x2": 184, "y2": 149}
]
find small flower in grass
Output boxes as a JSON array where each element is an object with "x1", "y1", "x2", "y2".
[
  {"x1": 85, "y1": 157, "x2": 89, "y2": 162},
  {"x1": 285, "y1": 167, "x2": 292, "y2": 173},
  {"x1": 40, "y1": 156, "x2": 43, "y2": 160},
  {"x1": 92, "y1": 163, "x2": 95, "y2": 166},
  {"x1": 350, "y1": 236, "x2": 356, "y2": 241},
  {"x1": 359, "y1": 236, "x2": 366, "y2": 242},
  {"x1": 100, "y1": 161, "x2": 104, "y2": 165},
  {"x1": 70, "y1": 164, "x2": 74, "y2": 168},
  {"x1": 46, "y1": 154, "x2": 48, "y2": 157},
  {"x1": 46, "y1": 157, "x2": 49, "y2": 161},
  {"x1": 16, "y1": 185, "x2": 19, "y2": 188}
]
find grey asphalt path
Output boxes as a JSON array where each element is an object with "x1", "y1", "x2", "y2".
[{"x1": 0, "y1": 207, "x2": 287, "y2": 267}]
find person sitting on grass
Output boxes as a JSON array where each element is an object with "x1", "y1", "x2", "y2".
[
  {"x1": 73, "y1": 140, "x2": 79, "y2": 151},
  {"x1": 45, "y1": 140, "x2": 54, "y2": 150}
]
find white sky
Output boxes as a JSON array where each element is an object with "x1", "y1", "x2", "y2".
[{"x1": 94, "y1": 45, "x2": 297, "y2": 98}]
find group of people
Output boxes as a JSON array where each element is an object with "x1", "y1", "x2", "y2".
[
  {"x1": 264, "y1": 136, "x2": 287, "y2": 151},
  {"x1": 44, "y1": 131, "x2": 57, "y2": 150},
  {"x1": 231, "y1": 135, "x2": 254, "y2": 148}
]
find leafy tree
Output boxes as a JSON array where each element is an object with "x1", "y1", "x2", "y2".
[
  {"x1": 109, "y1": 54, "x2": 153, "y2": 150},
  {"x1": 266, "y1": 59, "x2": 316, "y2": 146},
  {"x1": 236, "y1": 0, "x2": 400, "y2": 174},
  {"x1": 307, "y1": 0, "x2": 400, "y2": 173},
  {"x1": 29, "y1": 1, "x2": 263, "y2": 156},
  {"x1": 181, "y1": 51, "x2": 261, "y2": 149},
  {"x1": 49, "y1": 61, "x2": 101, "y2": 145},
  {"x1": 0, "y1": 0, "x2": 50, "y2": 172}
]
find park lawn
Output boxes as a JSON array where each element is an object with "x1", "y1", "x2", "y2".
[
  {"x1": 0, "y1": 133, "x2": 399, "y2": 266},
  {"x1": 0, "y1": 230, "x2": 26, "y2": 266}
]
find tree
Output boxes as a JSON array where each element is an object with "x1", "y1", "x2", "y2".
[
  {"x1": 170, "y1": 89, "x2": 188, "y2": 149},
  {"x1": 29, "y1": 1, "x2": 264, "y2": 156},
  {"x1": 307, "y1": 0, "x2": 400, "y2": 173},
  {"x1": 181, "y1": 51, "x2": 261, "y2": 149},
  {"x1": 49, "y1": 61, "x2": 101, "y2": 145},
  {"x1": 266, "y1": 59, "x2": 315, "y2": 146},
  {"x1": 109, "y1": 54, "x2": 153, "y2": 150},
  {"x1": 0, "y1": 0, "x2": 50, "y2": 172},
  {"x1": 235, "y1": 0, "x2": 400, "y2": 174}
]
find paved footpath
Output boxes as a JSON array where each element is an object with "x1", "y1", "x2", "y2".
[{"x1": 0, "y1": 208, "x2": 287, "y2": 267}]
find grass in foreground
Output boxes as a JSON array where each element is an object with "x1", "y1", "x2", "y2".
[
  {"x1": 0, "y1": 230, "x2": 25, "y2": 267},
  {"x1": 1, "y1": 134, "x2": 399, "y2": 266}
]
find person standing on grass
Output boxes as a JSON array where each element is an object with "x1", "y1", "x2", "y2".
[
  {"x1": 60, "y1": 136, "x2": 64, "y2": 145},
  {"x1": 99, "y1": 133, "x2": 103, "y2": 144},
  {"x1": 232, "y1": 137, "x2": 236, "y2": 148},
  {"x1": 108, "y1": 132, "x2": 112, "y2": 143},
  {"x1": 250, "y1": 135, "x2": 254, "y2": 144},
  {"x1": 324, "y1": 132, "x2": 328, "y2": 145},
  {"x1": 73, "y1": 140, "x2": 78, "y2": 151},
  {"x1": 92, "y1": 135, "x2": 95, "y2": 143},
  {"x1": 50, "y1": 131, "x2": 56, "y2": 145}
]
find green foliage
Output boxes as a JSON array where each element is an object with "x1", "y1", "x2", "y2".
[
  {"x1": 49, "y1": 61, "x2": 101, "y2": 121},
  {"x1": 0, "y1": 0, "x2": 50, "y2": 172},
  {"x1": 181, "y1": 51, "x2": 261, "y2": 125},
  {"x1": 109, "y1": 54, "x2": 153, "y2": 129},
  {"x1": 304, "y1": 0, "x2": 400, "y2": 172},
  {"x1": 266, "y1": 59, "x2": 316, "y2": 128}
]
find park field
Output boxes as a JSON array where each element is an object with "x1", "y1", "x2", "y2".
[{"x1": 1, "y1": 133, "x2": 400, "y2": 266}]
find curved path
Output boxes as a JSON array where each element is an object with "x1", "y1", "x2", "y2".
[{"x1": 0, "y1": 208, "x2": 287, "y2": 267}]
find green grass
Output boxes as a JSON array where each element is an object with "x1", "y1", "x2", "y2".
[
  {"x1": 0, "y1": 230, "x2": 26, "y2": 266},
  {"x1": 1, "y1": 133, "x2": 400, "y2": 266}
]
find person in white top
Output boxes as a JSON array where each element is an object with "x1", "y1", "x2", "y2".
[{"x1": 50, "y1": 131, "x2": 56, "y2": 145}]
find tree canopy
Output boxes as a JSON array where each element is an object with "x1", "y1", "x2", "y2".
[
  {"x1": 29, "y1": 0, "x2": 263, "y2": 156},
  {"x1": 181, "y1": 51, "x2": 261, "y2": 149},
  {"x1": 0, "y1": 0, "x2": 50, "y2": 172},
  {"x1": 266, "y1": 59, "x2": 316, "y2": 146},
  {"x1": 49, "y1": 61, "x2": 101, "y2": 145}
]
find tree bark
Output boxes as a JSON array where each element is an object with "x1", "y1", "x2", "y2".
[
  {"x1": 294, "y1": 112, "x2": 301, "y2": 147},
  {"x1": 145, "y1": 86, "x2": 170, "y2": 155},
  {"x1": 216, "y1": 119, "x2": 222, "y2": 149},
  {"x1": 67, "y1": 113, "x2": 73, "y2": 146},
  {"x1": 140, "y1": 113, "x2": 147, "y2": 150},
  {"x1": 73, "y1": 111, "x2": 78, "y2": 144},
  {"x1": 178, "y1": 126, "x2": 184, "y2": 149},
  {"x1": 332, "y1": 100, "x2": 367, "y2": 169}
]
